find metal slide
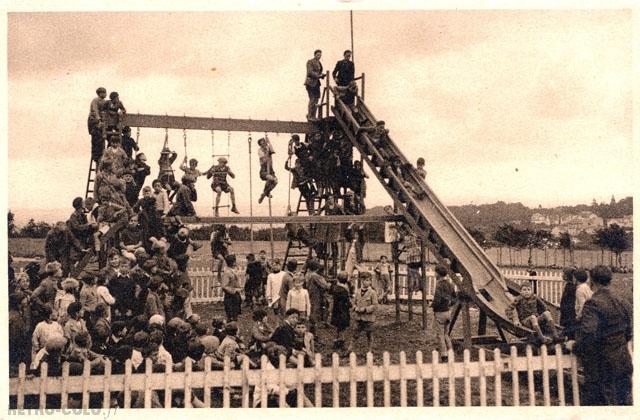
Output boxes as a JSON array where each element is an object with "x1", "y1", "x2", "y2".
[{"x1": 331, "y1": 93, "x2": 556, "y2": 339}]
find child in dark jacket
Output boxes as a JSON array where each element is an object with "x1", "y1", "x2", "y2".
[
  {"x1": 330, "y1": 271, "x2": 351, "y2": 352},
  {"x1": 508, "y1": 281, "x2": 559, "y2": 344},
  {"x1": 431, "y1": 265, "x2": 456, "y2": 361}
]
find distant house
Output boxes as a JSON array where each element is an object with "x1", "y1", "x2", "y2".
[
  {"x1": 531, "y1": 213, "x2": 550, "y2": 225},
  {"x1": 607, "y1": 214, "x2": 633, "y2": 229},
  {"x1": 551, "y1": 211, "x2": 603, "y2": 235}
]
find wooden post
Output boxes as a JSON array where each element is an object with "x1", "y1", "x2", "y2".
[
  {"x1": 420, "y1": 239, "x2": 427, "y2": 328},
  {"x1": 248, "y1": 135, "x2": 254, "y2": 253},
  {"x1": 393, "y1": 239, "x2": 400, "y2": 322},
  {"x1": 268, "y1": 197, "x2": 274, "y2": 260},
  {"x1": 461, "y1": 298, "x2": 472, "y2": 351},
  {"x1": 478, "y1": 309, "x2": 487, "y2": 336}
]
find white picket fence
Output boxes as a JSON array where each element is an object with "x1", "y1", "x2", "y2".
[
  {"x1": 187, "y1": 266, "x2": 565, "y2": 306},
  {"x1": 9, "y1": 345, "x2": 580, "y2": 408}
]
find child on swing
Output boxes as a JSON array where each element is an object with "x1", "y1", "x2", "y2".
[
  {"x1": 205, "y1": 157, "x2": 239, "y2": 216},
  {"x1": 158, "y1": 145, "x2": 178, "y2": 196},
  {"x1": 258, "y1": 137, "x2": 278, "y2": 204},
  {"x1": 179, "y1": 157, "x2": 202, "y2": 201}
]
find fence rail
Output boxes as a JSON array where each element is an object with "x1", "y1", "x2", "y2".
[
  {"x1": 9, "y1": 345, "x2": 579, "y2": 409},
  {"x1": 188, "y1": 266, "x2": 565, "y2": 306}
]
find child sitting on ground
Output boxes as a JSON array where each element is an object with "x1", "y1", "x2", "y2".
[
  {"x1": 508, "y1": 281, "x2": 559, "y2": 344},
  {"x1": 293, "y1": 320, "x2": 315, "y2": 367},
  {"x1": 248, "y1": 308, "x2": 273, "y2": 358},
  {"x1": 179, "y1": 157, "x2": 203, "y2": 201},
  {"x1": 213, "y1": 321, "x2": 244, "y2": 369}
]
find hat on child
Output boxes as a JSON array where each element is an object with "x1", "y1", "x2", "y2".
[
  {"x1": 217, "y1": 157, "x2": 228, "y2": 163},
  {"x1": 61, "y1": 278, "x2": 79, "y2": 290},
  {"x1": 133, "y1": 331, "x2": 150, "y2": 348},
  {"x1": 45, "y1": 334, "x2": 67, "y2": 352},
  {"x1": 149, "y1": 314, "x2": 165, "y2": 326},
  {"x1": 200, "y1": 336, "x2": 220, "y2": 355}
]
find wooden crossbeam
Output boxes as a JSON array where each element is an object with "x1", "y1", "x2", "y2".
[
  {"x1": 121, "y1": 113, "x2": 315, "y2": 134},
  {"x1": 181, "y1": 214, "x2": 405, "y2": 224}
]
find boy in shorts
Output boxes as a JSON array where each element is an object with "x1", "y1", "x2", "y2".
[
  {"x1": 205, "y1": 157, "x2": 239, "y2": 216},
  {"x1": 508, "y1": 281, "x2": 559, "y2": 344},
  {"x1": 347, "y1": 271, "x2": 378, "y2": 354}
]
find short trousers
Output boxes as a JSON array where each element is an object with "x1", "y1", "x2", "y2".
[
  {"x1": 212, "y1": 182, "x2": 231, "y2": 193},
  {"x1": 356, "y1": 320, "x2": 374, "y2": 333}
]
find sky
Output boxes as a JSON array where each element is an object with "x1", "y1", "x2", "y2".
[{"x1": 6, "y1": 8, "x2": 634, "y2": 225}]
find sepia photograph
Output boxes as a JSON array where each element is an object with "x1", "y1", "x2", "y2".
[{"x1": 4, "y1": 1, "x2": 635, "y2": 415}]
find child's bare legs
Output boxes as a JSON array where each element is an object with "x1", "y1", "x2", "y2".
[
  {"x1": 539, "y1": 311, "x2": 559, "y2": 339},
  {"x1": 524, "y1": 315, "x2": 547, "y2": 341},
  {"x1": 214, "y1": 188, "x2": 222, "y2": 217},
  {"x1": 228, "y1": 187, "x2": 239, "y2": 214}
]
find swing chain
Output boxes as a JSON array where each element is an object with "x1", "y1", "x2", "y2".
[
  {"x1": 135, "y1": 126, "x2": 140, "y2": 144},
  {"x1": 182, "y1": 128, "x2": 188, "y2": 158}
]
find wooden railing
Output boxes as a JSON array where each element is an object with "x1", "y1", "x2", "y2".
[
  {"x1": 187, "y1": 266, "x2": 566, "y2": 306},
  {"x1": 9, "y1": 345, "x2": 579, "y2": 409}
]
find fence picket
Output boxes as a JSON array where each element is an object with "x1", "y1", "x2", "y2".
[
  {"x1": 510, "y1": 346, "x2": 519, "y2": 406},
  {"x1": 314, "y1": 353, "x2": 322, "y2": 407},
  {"x1": 102, "y1": 359, "x2": 112, "y2": 409},
  {"x1": 493, "y1": 348, "x2": 502, "y2": 407},
  {"x1": 60, "y1": 362, "x2": 69, "y2": 410},
  {"x1": 415, "y1": 351, "x2": 424, "y2": 407},
  {"x1": 554, "y1": 344, "x2": 565, "y2": 406},
  {"x1": 81, "y1": 360, "x2": 90, "y2": 409},
  {"x1": 278, "y1": 354, "x2": 286, "y2": 408},
  {"x1": 17, "y1": 363, "x2": 25, "y2": 409},
  {"x1": 240, "y1": 356, "x2": 249, "y2": 408},
  {"x1": 185, "y1": 357, "x2": 193, "y2": 408},
  {"x1": 432, "y1": 350, "x2": 440, "y2": 407},
  {"x1": 332, "y1": 353, "x2": 339, "y2": 408},
  {"x1": 383, "y1": 352, "x2": 390, "y2": 407},
  {"x1": 447, "y1": 349, "x2": 455, "y2": 407},
  {"x1": 399, "y1": 351, "x2": 407, "y2": 407},
  {"x1": 570, "y1": 350, "x2": 580, "y2": 405},
  {"x1": 478, "y1": 349, "x2": 486, "y2": 406},
  {"x1": 39, "y1": 362, "x2": 47, "y2": 410},
  {"x1": 349, "y1": 352, "x2": 357, "y2": 407},
  {"x1": 144, "y1": 358, "x2": 152, "y2": 408},
  {"x1": 164, "y1": 358, "x2": 172, "y2": 408},
  {"x1": 222, "y1": 356, "x2": 230, "y2": 408},
  {"x1": 205, "y1": 356, "x2": 213, "y2": 408},
  {"x1": 297, "y1": 353, "x2": 304, "y2": 408},
  {"x1": 366, "y1": 352, "x2": 374, "y2": 407},
  {"x1": 541, "y1": 345, "x2": 550, "y2": 406},
  {"x1": 123, "y1": 359, "x2": 132, "y2": 409},
  {"x1": 463, "y1": 349, "x2": 471, "y2": 406},
  {"x1": 526, "y1": 345, "x2": 535, "y2": 406},
  {"x1": 260, "y1": 355, "x2": 268, "y2": 409}
]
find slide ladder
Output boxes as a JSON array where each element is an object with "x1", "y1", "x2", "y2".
[{"x1": 331, "y1": 92, "x2": 553, "y2": 338}]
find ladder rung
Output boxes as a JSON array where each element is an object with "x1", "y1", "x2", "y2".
[
  {"x1": 212, "y1": 154, "x2": 230, "y2": 157},
  {"x1": 212, "y1": 205, "x2": 231, "y2": 209}
]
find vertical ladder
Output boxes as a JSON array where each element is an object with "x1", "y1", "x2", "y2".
[
  {"x1": 282, "y1": 193, "x2": 327, "y2": 268},
  {"x1": 84, "y1": 158, "x2": 98, "y2": 200}
]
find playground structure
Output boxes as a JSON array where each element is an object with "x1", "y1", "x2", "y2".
[{"x1": 82, "y1": 72, "x2": 561, "y2": 351}]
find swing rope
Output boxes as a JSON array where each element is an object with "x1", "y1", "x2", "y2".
[
  {"x1": 182, "y1": 128, "x2": 188, "y2": 159},
  {"x1": 248, "y1": 132, "x2": 254, "y2": 253},
  {"x1": 163, "y1": 128, "x2": 169, "y2": 150},
  {"x1": 135, "y1": 126, "x2": 140, "y2": 145}
]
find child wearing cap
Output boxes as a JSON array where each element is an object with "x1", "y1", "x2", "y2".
[
  {"x1": 213, "y1": 321, "x2": 243, "y2": 368},
  {"x1": 347, "y1": 271, "x2": 378, "y2": 354},
  {"x1": 88, "y1": 87, "x2": 107, "y2": 163},
  {"x1": 508, "y1": 281, "x2": 559, "y2": 344},
  {"x1": 205, "y1": 156, "x2": 239, "y2": 215}
]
